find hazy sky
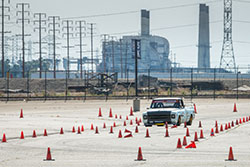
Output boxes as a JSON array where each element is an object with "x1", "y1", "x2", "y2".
[{"x1": 9, "y1": 0, "x2": 250, "y2": 69}]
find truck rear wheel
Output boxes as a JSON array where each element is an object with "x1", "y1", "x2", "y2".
[
  {"x1": 187, "y1": 115, "x2": 193, "y2": 126},
  {"x1": 177, "y1": 116, "x2": 181, "y2": 126}
]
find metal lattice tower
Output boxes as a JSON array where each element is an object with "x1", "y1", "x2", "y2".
[{"x1": 219, "y1": 0, "x2": 236, "y2": 72}]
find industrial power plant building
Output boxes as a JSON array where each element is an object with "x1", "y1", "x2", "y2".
[{"x1": 98, "y1": 10, "x2": 171, "y2": 75}]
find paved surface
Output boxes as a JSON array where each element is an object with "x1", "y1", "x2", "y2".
[{"x1": 0, "y1": 99, "x2": 249, "y2": 167}]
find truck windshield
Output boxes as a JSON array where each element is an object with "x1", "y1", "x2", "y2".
[{"x1": 150, "y1": 100, "x2": 181, "y2": 108}]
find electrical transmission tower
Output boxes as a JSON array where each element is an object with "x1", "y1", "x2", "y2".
[
  {"x1": 34, "y1": 13, "x2": 47, "y2": 78},
  {"x1": 48, "y1": 16, "x2": 60, "y2": 78},
  {"x1": 62, "y1": 20, "x2": 74, "y2": 78},
  {"x1": 87, "y1": 23, "x2": 96, "y2": 74},
  {"x1": 101, "y1": 34, "x2": 109, "y2": 73},
  {"x1": 75, "y1": 20, "x2": 86, "y2": 79},
  {"x1": 16, "y1": 3, "x2": 30, "y2": 78},
  {"x1": 220, "y1": 0, "x2": 236, "y2": 72},
  {"x1": 0, "y1": 0, "x2": 10, "y2": 78}
]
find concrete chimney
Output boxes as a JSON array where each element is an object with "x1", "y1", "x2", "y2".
[
  {"x1": 141, "y1": 9, "x2": 150, "y2": 36},
  {"x1": 198, "y1": 4, "x2": 210, "y2": 69}
]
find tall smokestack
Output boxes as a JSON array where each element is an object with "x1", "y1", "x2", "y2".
[
  {"x1": 198, "y1": 4, "x2": 210, "y2": 69},
  {"x1": 141, "y1": 9, "x2": 150, "y2": 36}
]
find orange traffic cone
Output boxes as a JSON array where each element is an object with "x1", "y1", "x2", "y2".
[
  {"x1": 81, "y1": 125, "x2": 84, "y2": 132},
  {"x1": 113, "y1": 122, "x2": 116, "y2": 127},
  {"x1": 72, "y1": 126, "x2": 76, "y2": 133},
  {"x1": 118, "y1": 130, "x2": 122, "y2": 138},
  {"x1": 243, "y1": 117, "x2": 245, "y2": 123},
  {"x1": 124, "y1": 129, "x2": 132, "y2": 133},
  {"x1": 165, "y1": 128, "x2": 169, "y2": 137},
  {"x1": 231, "y1": 121, "x2": 234, "y2": 127},
  {"x1": 215, "y1": 120, "x2": 218, "y2": 128},
  {"x1": 98, "y1": 108, "x2": 102, "y2": 117},
  {"x1": 124, "y1": 133, "x2": 133, "y2": 138},
  {"x1": 135, "y1": 117, "x2": 138, "y2": 124},
  {"x1": 109, "y1": 108, "x2": 113, "y2": 118},
  {"x1": 103, "y1": 123, "x2": 106, "y2": 129},
  {"x1": 194, "y1": 132, "x2": 198, "y2": 141},
  {"x1": 200, "y1": 129, "x2": 204, "y2": 139},
  {"x1": 44, "y1": 129, "x2": 48, "y2": 136},
  {"x1": 90, "y1": 124, "x2": 94, "y2": 130},
  {"x1": 183, "y1": 136, "x2": 187, "y2": 146},
  {"x1": 126, "y1": 116, "x2": 129, "y2": 120},
  {"x1": 130, "y1": 107, "x2": 134, "y2": 116},
  {"x1": 233, "y1": 103, "x2": 237, "y2": 112},
  {"x1": 228, "y1": 122, "x2": 231, "y2": 129},
  {"x1": 236, "y1": 119, "x2": 239, "y2": 125},
  {"x1": 184, "y1": 122, "x2": 187, "y2": 128},
  {"x1": 119, "y1": 115, "x2": 122, "y2": 119},
  {"x1": 109, "y1": 126, "x2": 113, "y2": 134},
  {"x1": 123, "y1": 121, "x2": 127, "y2": 126},
  {"x1": 77, "y1": 126, "x2": 81, "y2": 134},
  {"x1": 239, "y1": 118, "x2": 242, "y2": 124},
  {"x1": 165, "y1": 122, "x2": 168, "y2": 129},
  {"x1": 2, "y1": 133, "x2": 6, "y2": 142},
  {"x1": 135, "y1": 147, "x2": 145, "y2": 161},
  {"x1": 20, "y1": 109, "x2": 23, "y2": 118},
  {"x1": 60, "y1": 127, "x2": 64, "y2": 134},
  {"x1": 135, "y1": 126, "x2": 139, "y2": 133},
  {"x1": 20, "y1": 131, "x2": 24, "y2": 139},
  {"x1": 185, "y1": 141, "x2": 196, "y2": 149},
  {"x1": 226, "y1": 147, "x2": 236, "y2": 161},
  {"x1": 215, "y1": 126, "x2": 219, "y2": 133},
  {"x1": 186, "y1": 128, "x2": 190, "y2": 137},
  {"x1": 32, "y1": 130, "x2": 37, "y2": 138},
  {"x1": 130, "y1": 120, "x2": 133, "y2": 125},
  {"x1": 225, "y1": 123, "x2": 228, "y2": 130},
  {"x1": 194, "y1": 103, "x2": 197, "y2": 114},
  {"x1": 220, "y1": 124, "x2": 224, "y2": 132},
  {"x1": 115, "y1": 114, "x2": 118, "y2": 119},
  {"x1": 145, "y1": 129, "x2": 150, "y2": 138},
  {"x1": 210, "y1": 128, "x2": 215, "y2": 136},
  {"x1": 95, "y1": 126, "x2": 99, "y2": 134},
  {"x1": 198, "y1": 121, "x2": 202, "y2": 128},
  {"x1": 177, "y1": 138, "x2": 182, "y2": 148},
  {"x1": 44, "y1": 147, "x2": 55, "y2": 161}
]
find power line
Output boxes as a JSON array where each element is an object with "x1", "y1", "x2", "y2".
[{"x1": 61, "y1": 0, "x2": 220, "y2": 20}]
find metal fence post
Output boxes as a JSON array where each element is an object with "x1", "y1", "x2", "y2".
[
  {"x1": 126, "y1": 68, "x2": 129, "y2": 101},
  {"x1": 236, "y1": 69, "x2": 239, "y2": 100},
  {"x1": 65, "y1": 70, "x2": 68, "y2": 101},
  {"x1": 191, "y1": 68, "x2": 193, "y2": 100},
  {"x1": 170, "y1": 68, "x2": 173, "y2": 97},
  {"x1": 44, "y1": 70, "x2": 47, "y2": 101},
  {"x1": 213, "y1": 68, "x2": 216, "y2": 100},
  {"x1": 148, "y1": 68, "x2": 150, "y2": 100},
  {"x1": 6, "y1": 71, "x2": 9, "y2": 102},
  {"x1": 26, "y1": 71, "x2": 29, "y2": 101}
]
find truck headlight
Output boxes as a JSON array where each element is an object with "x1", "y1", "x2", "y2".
[
  {"x1": 171, "y1": 114, "x2": 176, "y2": 119},
  {"x1": 143, "y1": 115, "x2": 147, "y2": 119}
]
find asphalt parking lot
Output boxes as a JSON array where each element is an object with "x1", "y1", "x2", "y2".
[{"x1": 0, "y1": 98, "x2": 249, "y2": 167}]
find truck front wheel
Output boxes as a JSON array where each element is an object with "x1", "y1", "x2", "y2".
[
  {"x1": 177, "y1": 116, "x2": 181, "y2": 126},
  {"x1": 187, "y1": 115, "x2": 193, "y2": 126}
]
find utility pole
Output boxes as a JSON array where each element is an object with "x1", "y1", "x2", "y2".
[
  {"x1": 110, "y1": 36, "x2": 117, "y2": 73},
  {"x1": 101, "y1": 34, "x2": 109, "y2": 73},
  {"x1": 48, "y1": 16, "x2": 60, "y2": 78},
  {"x1": 120, "y1": 39, "x2": 123, "y2": 78},
  {"x1": 220, "y1": 0, "x2": 236, "y2": 72},
  {"x1": 62, "y1": 20, "x2": 74, "y2": 78},
  {"x1": 125, "y1": 42, "x2": 128, "y2": 78},
  {"x1": 34, "y1": 13, "x2": 46, "y2": 78},
  {"x1": 75, "y1": 20, "x2": 86, "y2": 79},
  {"x1": 87, "y1": 23, "x2": 96, "y2": 74},
  {"x1": 16, "y1": 3, "x2": 30, "y2": 78},
  {"x1": 0, "y1": 0, "x2": 10, "y2": 78}
]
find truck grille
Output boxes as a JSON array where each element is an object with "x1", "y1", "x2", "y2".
[{"x1": 147, "y1": 111, "x2": 172, "y2": 123}]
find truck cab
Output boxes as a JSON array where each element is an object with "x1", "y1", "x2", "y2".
[{"x1": 143, "y1": 97, "x2": 195, "y2": 127}]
